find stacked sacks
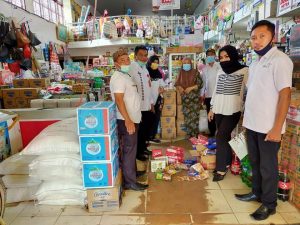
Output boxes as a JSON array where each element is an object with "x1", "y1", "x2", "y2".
[{"x1": 21, "y1": 117, "x2": 86, "y2": 205}]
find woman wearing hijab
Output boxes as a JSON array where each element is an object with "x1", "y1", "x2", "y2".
[
  {"x1": 208, "y1": 45, "x2": 248, "y2": 182},
  {"x1": 175, "y1": 57, "x2": 203, "y2": 138},
  {"x1": 147, "y1": 55, "x2": 165, "y2": 143}
]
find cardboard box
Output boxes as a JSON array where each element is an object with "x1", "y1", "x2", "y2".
[
  {"x1": 160, "y1": 117, "x2": 176, "y2": 128},
  {"x1": 163, "y1": 90, "x2": 176, "y2": 105},
  {"x1": 176, "y1": 120, "x2": 186, "y2": 136},
  {"x1": 13, "y1": 79, "x2": 29, "y2": 88},
  {"x1": 77, "y1": 101, "x2": 117, "y2": 135},
  {"x1": 2, "y1": 89, "x2": 20, "y2": 99},
  {"x1": 82, "y1": 152, "x2": 119, "y2": 189},
  {"x1": 177, "y1": 91, "x2": 182, "y2": 105},
  {"x1": 87, "y1": 170, "x2": 122, "y2": 212},
  {"x1": 151, "y1": 159, "x2": 167, "y2": 172},
  {"x1": 79, "y1": 128, "x2": 119, "y2": 162},
  {"x1": 177, "y1": 105, "x2": 184, "y2": 120},
  {"x1": 19, "y1": 88, "x2": 40, "y2": 99},
  {"x1": 15, "y1": 97, "x2": 30, "y2": 108},
  {"x1": 28, "y1": 78, "x2": 50, "y2": 88},
  {"x1": 162, "y1": 104, "x2": 176, "y2": 117},
  {"x1": 200, "y1": 154, "x2": 216, "y2": 170},
  {"x1": 72, "y1": 83, "x2": 90, "y2": 93},
  {"x1": 161, "y1": 127, "x2": 176, "y2": 140},
  {"x1": 3, "y1": 98, "x2": 16, "y2": 109}
]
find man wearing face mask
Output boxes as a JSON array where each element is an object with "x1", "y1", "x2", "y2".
[
  {"x1": 110, "y1": 49, "x2": 148, "y2": 191},
  {"x1": 200, "y1": 48, "x2": 221, "y2": 137},
  {"x1": 235, "y1": 20, "x2": 293, "y2": 220},
  {"x1": 129, "y1": 46, "x2": 154, "y2": 161}
]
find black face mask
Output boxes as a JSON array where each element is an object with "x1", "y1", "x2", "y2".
[
  {"x1": 220, "y1": 61, "x2": 241, "y2": 74},
  {"x1": 254, "y1": 40, "x2": 273, "y2": 56}
]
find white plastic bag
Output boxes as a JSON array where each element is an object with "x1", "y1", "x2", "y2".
[
  {"x1": 30, "y1": 154, "x2": 81, "y2": 168},
  {"x1": 6, "y1": 186, "x2": 40, "y2": 203},
  {"x1": 229, "y1": 132, "x2": 248, "y2": 160},
  {"x1": 0, "y1": 153, "x2": 36, "y2": 175},
  {"x1": 2, "y1": 175, "x2": 41, "y2": 188},
  {"x1": 199, "y1": 109, "x2": 209, "y2": 133}
]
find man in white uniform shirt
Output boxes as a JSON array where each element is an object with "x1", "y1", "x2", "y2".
[
  {"x1": 201, "y1": 48, "x2": 221, "y2": 137},
  {"x1": 110, "y1": 49, "x2": 148, "y2": 191},
  {"x1": 129, "y1": 46, "x2": 154, "y2": 161},
  {"x1": 236, "y1": 20, "x2": 293, "y2": 220}
]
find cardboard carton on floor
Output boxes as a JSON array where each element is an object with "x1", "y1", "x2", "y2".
[
  {"x1": 177, "y1": 91, "x2": 182, "y2": 105},
  {"x1": 28, "y1": 78, "x2": 50, "y2": 88},
  {"x1": 87, "y1": 170, "x2": 122, "y2": 212},
  {"x1": 161, "y1": 127, "x2": 176, "y2": 140},
  {"x1": 3, "y1": 98, "x2": 16, "y2": 109},
  {"x1": 160, "y1": 116, "x2": 176, "y2": 128},
  {"x1": 162, "y1": 104, "x2": 176, "y2": 117},
  {"x1": 177, "y1": 105, "x2": 184, "y2": 120},
  {"x1": 176, "y1": 119, "x2": 186, "y2": 136},
  {"x1": 13, "y1": 79, "x2": 29, "y2": 88},
  {"x1": 19, "y1": 88, "x2": 40, "y2": 99},
  {"x1": 163, "y1": 90, "x2": 176, "y2": 104},
  {"x1": 2, "y1": 89, "x2": 20, "y2": 99},
  {"x1": 200, "y1": 154, "x2": 216, "y2": 170}
]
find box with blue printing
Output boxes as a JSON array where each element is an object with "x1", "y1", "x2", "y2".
[
  {"x1": 77, "y1": 101, "x2": 117, "y2": 135},
  {"x1": 82, "y1": 152, "x2": 119, "y2": 189},
  {"x1": 79, "y1": 128, "x2": 119, "y2": 162}
]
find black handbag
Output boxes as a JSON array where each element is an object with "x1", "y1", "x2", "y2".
[
  {"x1": 20, "y1": 58, "x2": 32, "y2": 70},
  {"x1": 4, "y1": 26, "x2": 17, "y2": 47},
  {"x1": 0, "y1": 21, "x2": 9, "y2": 39},
  {"x1": 0, "y1": 44, "x2": 9, "y2": 62},
  {"x1": 27, "y1": 22, "x2": 41, "y2": 46}
]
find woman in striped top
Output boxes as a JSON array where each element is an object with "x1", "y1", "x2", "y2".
[{"x1": 208, "y1": 45, "x2": 248, "y2": 182}]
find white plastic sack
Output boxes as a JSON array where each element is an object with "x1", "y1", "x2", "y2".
[
  {"x1": 199, "y1": 109, "x2": 209, "y2": 133},
  {"x1": 29, "y1": 154, "x2": 81, "y2": 169},
  {"x1": 35, "y1": 181, "x2": 86, "y2": 206},
  {"x1": 0, "y1": 153, "x2": 36, "y2": 175},
  {"x1": 6, "y1": 186, "x2": 39, "y2": 203},
  {"x1": 2, "y1": 175, "x2": 41, "y2": 188},
  {"x1": 229, "y1": 132, "x2": 248, "y2": 160},
  {"x1": 21, "y1": 118, "x2": 79, "y2": 155}
]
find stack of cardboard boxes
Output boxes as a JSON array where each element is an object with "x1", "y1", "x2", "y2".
[
  {"x1": 280, "y1": 92, "x2": 300, "y2": 209},
  {"x1": 176, "y1": 91, "x2": 186, "y2": 137},
  {"x1": 77, "y1": 102, "x2": 122, "y2": 212}
]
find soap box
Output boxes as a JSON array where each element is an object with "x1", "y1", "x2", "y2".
[
  {"x1": 77, "y1": 101, "x2": 117, "y2": 135},
  {"x1": 82, "y1": 152, "x2": 119, "y2": 189},
  {"x1": 79, "y1": 128, "x2": 119, "y2": 162}
]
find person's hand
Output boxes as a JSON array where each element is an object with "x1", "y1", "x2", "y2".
[
  {"x1": 151, "y1": 104, "x2": 155, "y2": 113},
  {"x1": 265, "y1": 127, "x2": 282, "y2": 142},
  {"x1": 185, "y1": 87, "x2": 193, "y2": 94},
  {"x1": 208, "y1": 110, "x2": 214, "y2": 122},
  {"x1": 158, "y1": 87, "x2": 164, "y2": 94},
  {"x1": 177, "y1": 86, "x2": 184, "y2": 95},
  {"x1": 125, "y1": 119, "x2": 135, "y2": 135}
]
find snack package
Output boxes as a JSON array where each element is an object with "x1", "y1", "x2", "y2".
[
  {"x1": 174, "y1": 163, "x2": 189, "y2": 170},
  {"x1": 156, "y1": 172, "x2": 163, "y2": 180},
  {"x1": 152, "y1": 149, "x2": 163, "y2": 159},
  {"x1": 191, "y1": 163, "x2": 205, "y2": 173},
  {"x1": 162, "y1": 173, "x2": 172, "y2": 181}
]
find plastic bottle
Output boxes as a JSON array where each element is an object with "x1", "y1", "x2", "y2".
[
  {"x1": 231, "y1": 154, "x2": 241, "y2": 175},
  {"x1": 277, "y1": 170, "x2": 291, "y2": 202}
]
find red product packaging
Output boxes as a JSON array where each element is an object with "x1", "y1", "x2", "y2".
[
  {"x1": 167, "y1": 146, "x2": 184, "y2": 155},
  {"x1": 152, "y1": 149, "x2": 163, "y2": 159},
  {"x1": 189, "y1": 137, "x2": 201, "y2": 145},
  {"x1": 198, "y1": 134, "x2": 209, "y2": 145},
  {"x1": 168, "y1": 155, "x2": 184, "y2": 163}
]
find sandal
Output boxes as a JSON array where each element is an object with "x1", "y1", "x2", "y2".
[{"x1": 212, "y1": 169, "x2": 228, "y2": 182}]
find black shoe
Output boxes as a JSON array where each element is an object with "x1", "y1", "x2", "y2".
[
  {"x1": 137, "y1": 155, "x2": 148, "y2": 161},
  {"x1": 235, "y1": 192, "x2": 261, "y2": 202},
  {"x1": 150, "y1": 139, "x2": 161, "y2": 144},
  {"x1": 136, "y1": 170, "x2": 146, "y2": 177},
  {"x1": 213, "y1": 172, "x2": 226, "y2": 182},
  {"x1": 250, "y1": 204, "x2": 276, "y2": 221},
  {"x1": 144, "y1": 149, "x2": 152, "y2": 155},
  {"x1": 124, "y1": 182, "x2": 149, "y2": 191}
]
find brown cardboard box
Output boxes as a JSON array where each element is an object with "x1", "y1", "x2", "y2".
[
  {"x1": 161, "y1": 127, "x2": 176, "y2": 140},
  {"x1": 2, "y1": 89, "x2": 20, "y2": 99},
  {"x1": 177, "y1": 105, "x2": 184, "y2": 120},
  {"x1": 13, "y1": 79, "x2": 29, "y2": 88},
  {"x1": 200, "y1": 155, "x2": 216, "y2": 170},
  {"x1": 28, "y1": 78, "x2": 50, "y2": 88},
  {"x1": 163, "y1": 90, "x2": 176, "y2": 105},
  {"x1": 87, "y1": 171, "x2": 122, "y2": 212},
  {"x1": 162, "y1": 104, "x2": 176, "y2": 117},
  {"x1": 72, "y1": 83, "x2": 90, "y2": 93},
  {"x1": 15, "y1": 97, "x2": 30, "y2": 108},
  {"x1": 160, "y1": 117, "x2": 176, "y2": 128},
  {"x1": 19, "y1": 88, "x2": 40, "y2": 99},
  {"x1": 3, "y1": 98, "x2": 16, "y2": 109},
  {"x1": 176, "y1": 119, "x2": 186, "y2": 136},
  {"x1": 177, "y1": 91, "x2": 182, "y2": 105}
]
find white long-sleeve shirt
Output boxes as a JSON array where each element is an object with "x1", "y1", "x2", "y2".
[
  {"x1": 151, "y1": 78, "x2": 166, "y2": 104},
  {"x1": 129, "y1": 61, "x2": 154, "y2": 111},
  {"x1": 200, "y1": 62, "x2": 221, "y2": 98}
]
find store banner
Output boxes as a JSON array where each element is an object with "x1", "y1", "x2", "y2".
[
  {"x1": 292, "y1": 0, "x2": 300, "y2": 9},
  {"x1": 278, "y1": 0, "x2": 292, "y2": 15},
  {"x1": 152, "y1": 0, "x2": 180, "y2": 11}
]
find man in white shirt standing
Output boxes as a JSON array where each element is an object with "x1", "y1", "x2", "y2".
[
  {"x1": 236, "y1": 20, "x2": 293, "y2": 220},
  {"x1": 129, "y1": 46, "x2": 154, "y2": 161},
  {"x1": 110, "y1": 49, "x2": 148, "y2": 191},
  {"x1": 201, "y1": 48, "x2": 221, "y2": 137}
]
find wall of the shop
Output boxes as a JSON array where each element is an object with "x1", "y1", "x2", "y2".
[
  {"x1": 194, "y1": 0, "x2": 214, "y2": 15},
  {"x1": 0, "y1": 0, "x2": 63, "y2": 45}
]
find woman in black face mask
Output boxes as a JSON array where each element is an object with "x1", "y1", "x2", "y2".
[{"x1": 208, "y1": 45, "x2": 248, "y2": 182}]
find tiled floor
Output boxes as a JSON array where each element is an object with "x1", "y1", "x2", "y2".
[{"x1": 3, "y1": 141, "x2": 300, "y2": 225}]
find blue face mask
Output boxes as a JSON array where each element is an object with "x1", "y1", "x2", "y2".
[
  {"x1": 206, "y1": 56, "x2": 216, "y2": 64},
  {"x1": 182, "y1": 64, "x2": 192, "y2": 71}
]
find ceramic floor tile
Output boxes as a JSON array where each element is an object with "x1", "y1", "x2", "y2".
[
  {"x1": 277, "y1": 200, "x2": 299, "y2": 213},
  {"x1": 218, "y1": 173, "x2": 251, "y2": 190},
  {"x1": 221, "y1": 189, "x2": 260, "y2": 213},
  {"x1": 55, "y1": 215, "x2": 102, "y2": 225},
  {"x1": 10, "y1": 216, "x2": 58, "y2": 225},
  {"x1": 235, "y1": 212, "x2": 287, "y2": 224},
  {"x1": 204, "y1": 190, "x2": 233, "y2": 213},
  {"x1": 19, "y1": 204, "x2": 64, "y2": 217},
  {"x1": 4, "y1": 202, "x2": 30, "y2": 225},
  {"x1": 61, "y1": 206, "x2": 103, "y2": 216},
  {"x1": 145, "y1": 214, "x2": 191, "y2": 225},
  {"x1": 280, "y1": 212, "x2": 300, "y2": 224},
  {"x1": 104, "y1": 190, "x2": 146, "y2": 214},
  {"x1": 100, "y1": 215, "x2": 145, "y2": 225},
  {"x1": 192, "y1": 213, "x2": 239, "y2": 224}
]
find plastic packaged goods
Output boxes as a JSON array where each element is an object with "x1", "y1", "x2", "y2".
[
  {"x1": 29, "y1": 154, "x2": 81, "y2": 168},
  {"x1": 0, "y1": 153, "x2": 36, "y2": 175},
  {"x1": 6, "y1": 186, "x2": 39, "y2": 203},
  {"x1": 2, "y1": 175, "x2": 41, "y2": 188}
]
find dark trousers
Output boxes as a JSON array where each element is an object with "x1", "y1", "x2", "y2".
[
  {"x1": 204, "y1": 98, "x2": 216, "y2": 136},
  {"x1": 246, "y1": 129, "x2": 280, "y2": 209},
  {"x1": 215, "y1": 112, "x2": 241, "y2": 172},
  {"x1": 137, "y1": 111, "x2": 153, "y2": 157},
  {"x1": 150, "y1": 100, "x2": 162, "y2": 139},
  {"x1": 117, "y1": 120, "x2": 138, "y2": 186}
]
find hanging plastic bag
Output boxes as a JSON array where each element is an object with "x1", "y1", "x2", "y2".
[
  {"x1": 229, "y1": 132, "x2": 248, "y2": 160},
  {"x1": 199, "y1": 106, "x2": 208, "y2": 133}
]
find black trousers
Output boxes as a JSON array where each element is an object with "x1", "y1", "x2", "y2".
[
  {"x1": 215, "y1": 112, "x2": 241, "y2": 172},
  {"x1": 137, "y1": 110, "x2": 153, "y2": 157},
  {"x1": 246, "y1": 129, "x2": 280, "y2": 209},
  {"x1": 117, "y1": 120, "x2": 138, "y2": 186},
  {"x1": 150, "y1": 98, "x2": 162, "y2": 139},
  {"x1": 204, "y1": 98, "x2": 216, "y2": 136}
]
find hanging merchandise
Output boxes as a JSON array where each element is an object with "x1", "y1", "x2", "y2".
[
  {"x1": 23, "y1": 44, "x2": 31, "y2": 59},
  {"x1": 102, "y1": 21, "x2": 118, "y2": 39},
  {"x1": 14, "y1": 22, "x2": 30, "y2": 48},
  {"x1": 114, "y1": 18, "x2": 124, "y2": 37},
  {"x1": 136, "y1": 18, "x2": 144, "y2": 38},
  {"x1": 26, "y1": 21, "x2": 41, "y2": 47},
  {"x1": 123, "y1": 16, "x2": 132, "y2": 36}
]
